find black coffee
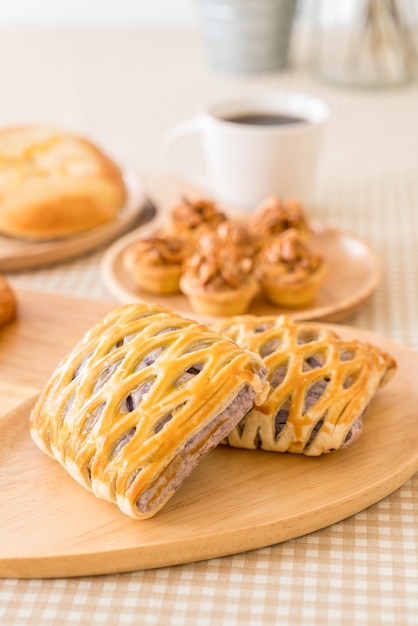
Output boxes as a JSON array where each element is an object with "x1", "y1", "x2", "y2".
[{"x1": 223, "y1": 113, "x2": 307, "y2": 126}]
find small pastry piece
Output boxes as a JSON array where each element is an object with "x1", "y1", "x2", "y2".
[
  {"x1": 254, "y1": 228, "x2": 327, "y2": 308},
  {"x1": 122, "y1": 228, "x2": 191, "y2": 294},
  {"x1": 0, "y1": 274, "x2": 17, "y2": 327},
  {"x1": 0, "y1": 125, "x2": 126, "y2": 240},
  {"x1": 249, "y1": 196, "x2": 311, "y2": 246},
  {"x1": 180, "y1": 224, "x2": 259, "y2": 317},
  {"x1": 212, "y1": 314, "x2": 396, "y2": 456},
  {"x1": 30, "y1": 303, "x2": 269, "y2": 519},
  {"x1": 169, "y1": 196, "x2": 226, "y2": 237}
]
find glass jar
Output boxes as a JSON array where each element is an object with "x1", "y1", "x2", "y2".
[{"x1": 315, "y1": 0, "x2": 418, "y2": 88}]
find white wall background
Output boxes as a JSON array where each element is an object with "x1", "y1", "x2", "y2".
[
  {"x1": 0, "y1": 0, "x2": 200, "y2": 25},
  {"x1": 0, "y1": 0, "x2": 316, "y2": 26}
]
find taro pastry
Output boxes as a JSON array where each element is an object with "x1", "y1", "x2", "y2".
[
  {"x1": 30, "y1": 303, "x2": 269, "y2": 519},
  {"x1": 212, "y1": 314, "x2": 396, "y2": 456}
]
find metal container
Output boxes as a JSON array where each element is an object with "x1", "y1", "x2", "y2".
[{"x1": 197, "y1": 0, "x2": 298, "y2": 73}]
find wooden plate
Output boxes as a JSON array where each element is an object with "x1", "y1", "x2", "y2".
[
  {"x1": 0, "y1": 289, "x2": 417, "y2": 579},
  {"x1": 0, "y1": 170, "x2": 151, "y2": 272},
  {"x1": 100, "y1": 219, "x2": 383, "y2": 324}
]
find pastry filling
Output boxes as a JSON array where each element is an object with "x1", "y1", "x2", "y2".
[{"x1": 136, "y1": 384, "x2": 255, "y2": 514}]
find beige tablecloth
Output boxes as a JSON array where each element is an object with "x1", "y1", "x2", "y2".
[{"x1": 1, "y1": 25, "x2": 418, "y2": 626}]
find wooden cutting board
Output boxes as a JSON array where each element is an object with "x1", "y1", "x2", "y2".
[{"x1": 1, "y1": 288, "x2": 418, "y2": 579}]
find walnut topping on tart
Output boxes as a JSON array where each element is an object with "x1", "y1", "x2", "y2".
[
  {"x1": 182, "y1": 228, "x2": 254, "y2": 292},
  {"x1": 123, "y1": 229, "x2": 190, "y2": 267},
  {"x1": 250, "y1": 196, "x2": 311, "y2": 241},
  {"x1": 215, "y1": 219, "x2": 256, "y2": 256},
  {"x1": 170, "y1": 196, "x2": 226, "y2": 232},
  {"x1": 180, "y1": 228, "x2": 259, "y2": 316},
  {"x1": 254, "y1": 229, "x2": 326, "y2": 308},
  {"x1": 121, "y1": 229, "x2": 193, "y2": 295},
  {"x1": 256, "y1": 228, "x2": 322, "y2": 282}
]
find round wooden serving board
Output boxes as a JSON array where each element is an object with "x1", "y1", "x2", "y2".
[
  {"x1": 0, "y1": 170, "x2": 151, "y2": 272},
  {"x1": 0, "y1": 289, "x2": 417, "y2": 579}
]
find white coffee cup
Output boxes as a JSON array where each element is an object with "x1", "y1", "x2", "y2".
[{"x1": 160, "y1": 92, "x2": 330, "y2": 210}]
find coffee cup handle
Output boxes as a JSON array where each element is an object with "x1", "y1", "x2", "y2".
[{"x1": 159, "y1": 118, "x2": 210, "y2": 191}]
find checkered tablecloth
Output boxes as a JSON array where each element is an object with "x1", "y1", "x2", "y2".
[{"x1": 1, "y1": 25, "x2": 418, "y2": 626}]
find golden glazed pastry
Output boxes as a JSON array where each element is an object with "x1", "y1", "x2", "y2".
[
  {"x1": 0, "y1": 125, "x2": 126, "y2": 240},
  {"x1": 180, "y1": 224, "x2": 259, "y2": 317},
  {"x1": 0, "y1": 274, "x2": 17, "y2": 327},
  {"x1": 122, "y1": 228, "x2": 191, "y2": 295},
  {"x1": 212, "y1": 314, "x2": 396, "y2": 456},
  {"x1": 30, "y1": 303, "x2": 269, "y2": 519},
  {"x1": 254, "y1": 228, "x2": 327, "y2": 308}
]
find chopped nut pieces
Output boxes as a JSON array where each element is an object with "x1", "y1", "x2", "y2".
[
  {"x1": 170, "y1": 196, "x2": 226, "y2": 232},
  {"x1": 121, "y1": 229, "x2": 191, "y2": 295},
  {"x1": 250, "y1": 196, "x2": 310, "y2": 242},
  {"x1": 124, "y1": 230, "x2": 189, "y2": 267},
  {"x1": 256, "y1": 229, "x2": 322, "y2": 283},
  {"x1": 182, "y1": 228, "x2": 253, "y2": 292},
  {"x1": 255, "y1": 229, "x2": 326, "y2": 308},
  {"x1": 215, "y1": 220, "x2": 256, "y2": 258}
]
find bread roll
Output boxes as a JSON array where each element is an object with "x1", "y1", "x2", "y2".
[
  {"x1": 0, "y1": 125, "x2": 126, "y2": 240},
  {"x1": 0, "y1": 274, "x2": 17, "y2": 327},
  {"x1": 30, "y1": 303, "x2": 269, "y2": 519}
]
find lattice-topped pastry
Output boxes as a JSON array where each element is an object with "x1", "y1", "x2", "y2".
[
  {"x1": 30, "y1": 303, "x2": 269, "y2": 519},
  {"x1": 212, "y1": 315, "x2": 396, "y2": 456}
]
